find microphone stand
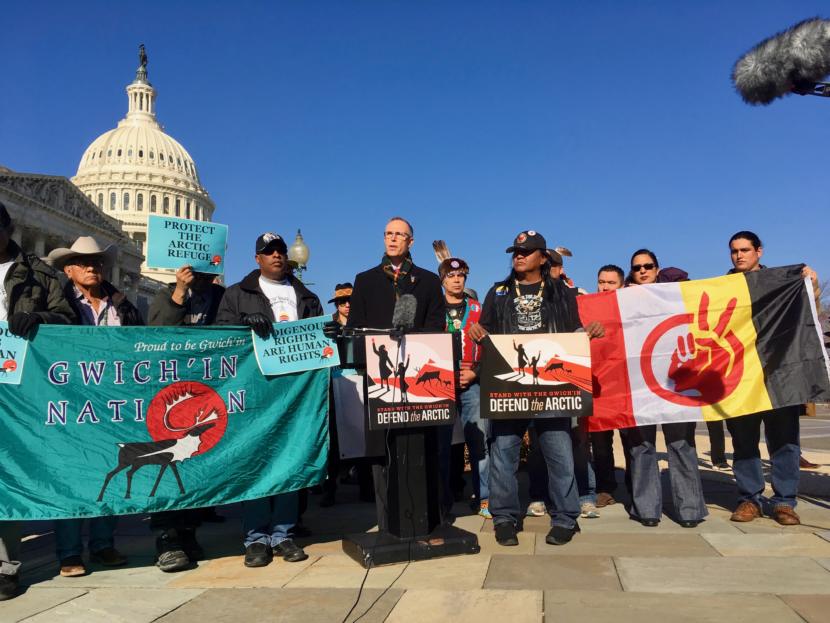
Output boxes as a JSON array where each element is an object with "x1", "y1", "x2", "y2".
[{"x1": 333, "y1": 327, "x2": 481, "y2": 568}]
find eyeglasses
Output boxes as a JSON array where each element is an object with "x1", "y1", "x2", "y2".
[
  {"x1": 384, "y1": 231, "x2": 411, "y2": 240},
  {"x1": 69, "y1": 258, "x2": 105, "y2": 269},
  {"x1": 631, "y1": 263, "x2": 656, "y2": 272}
]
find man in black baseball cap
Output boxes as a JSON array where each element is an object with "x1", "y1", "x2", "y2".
[
  {"x1": 216, "y1": 231, "x2": 323, "y2": 567},
  {"x1": 468, "y1": 229, "x2": 604, "y2": 549}
]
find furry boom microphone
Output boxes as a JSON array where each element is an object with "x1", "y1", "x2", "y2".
[{"x1": 733, "y1": 17, "x2": 830, "y2": 105}]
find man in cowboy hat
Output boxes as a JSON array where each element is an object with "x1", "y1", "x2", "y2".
[
  {"x1": 319, "y1": 283, "x2": 353, "y2": 508},
  {"x1": 146, "y1": 264, "x2": 226, "y2": 572},
  {"x1": 48, "y1": 237, "x2": 142, "y2": 328},
  {"x1": 0, "y1": 202, "x2": 75, "y2": 600},
  {"x1": 46, "y1": 236, "x2": 142, "y2": 578}
]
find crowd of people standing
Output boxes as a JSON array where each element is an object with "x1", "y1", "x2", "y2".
[{"x1": 0, "y1": 203, "x2": 823, "y2": 600}]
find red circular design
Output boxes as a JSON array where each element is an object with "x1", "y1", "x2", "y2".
[
  {"x1": 211, "y1": 255, "x2": 222, "y2": 265},
  {"x1": 146, "y1": 381, "x2": 227, "y2": 455},
  {"x1": 2, "y1": 359, "x2": 16, "y2": 371},
  {"x1": 640, "y1": 312, "x2": 744, "y2": 407}
]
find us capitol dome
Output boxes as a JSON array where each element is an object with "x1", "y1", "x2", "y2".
[{"x1": 72, "y1": 45, "x2": 217, "y2": 284}]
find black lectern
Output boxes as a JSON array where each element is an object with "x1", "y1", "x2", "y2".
[{"x1": 334, "y1": 329, "x2": 480, "y2": 568}]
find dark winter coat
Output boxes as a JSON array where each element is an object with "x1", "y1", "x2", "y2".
[
  {"x1": 348, "y1": 263, "x2": 445, "y2": 331},
  {"x1": 215, "y1": 270, "x2": 323, "y2": 325},
  {"x1": 148, "y1": 283, "x2": 225, "y2": 327},
  {"x1": 479, "y1": 275, "x2": 582, "y2": 335},
  {"x1": 62, "y1": 280, "x2": 143, "y2": 326},
  {"x1": 3, "y1": 240, "x2": 75, "y2": 324}
]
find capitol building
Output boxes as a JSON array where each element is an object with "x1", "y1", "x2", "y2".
[{"x1": 0, "y1": 47, "x2": 217, "y2": 314}]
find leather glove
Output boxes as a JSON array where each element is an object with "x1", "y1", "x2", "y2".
[
  {"x1": 323, "y1": 320, "x2": 341, "y2": 340},
  {"x1": 8, "y1": 312, "x2": 42, "y2": 337},
  {"x1": 241, "y1": 312, "x2": 273, "y2": 339}
]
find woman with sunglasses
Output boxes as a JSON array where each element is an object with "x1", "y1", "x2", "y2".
[{"x1": 621, "y1": 249, "x2": 707, "y2": 528}]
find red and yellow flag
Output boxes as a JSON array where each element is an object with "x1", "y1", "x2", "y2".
[{"x1": 577, "y1": 265, "x2": 830, "y2": 431}]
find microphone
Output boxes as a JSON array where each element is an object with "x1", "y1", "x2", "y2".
[
  {"x1": 392, "y1": 294, "x2": 417, "y2": 331},
  {"x1": 733, "y1": 17, "x2": 830, "y2": 105}
]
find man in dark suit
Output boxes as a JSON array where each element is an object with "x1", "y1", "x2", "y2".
[
  {"x1": 348, "y1": 216, "x2": 445, "y2": 331},
  {"x1": 348, "y1": 217, "x2": 446, "y2": 522}
]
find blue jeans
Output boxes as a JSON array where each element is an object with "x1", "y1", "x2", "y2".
[
  {"x1": 620, "y1": 423, "x2": 707, "y2": 522},
  {"x1": 725, "y1": 406, "x2": 800, "y2": 510},
  {"x1": 243, "y1": 491, "x2": 298, "y2": 548},
  {"x1": 55, "y1": 517, "x2": 117, "y2": 561},
  {"x1": 572, "y1": 418, "x2": 597, "y2": 505},
  {"x1": 490, "y1": 417, "x2": 579, "y2": 529}
]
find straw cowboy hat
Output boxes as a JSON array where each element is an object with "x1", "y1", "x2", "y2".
[{"x1": 46, "y1": 236, "x2": 117, "y2": 270}]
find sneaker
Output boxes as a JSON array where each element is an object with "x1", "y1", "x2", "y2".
[
  {"x1": 494, "y1": 523, "x2": 519, "y2": 546},
  {"x1": 712, "y1": 461, "x2": 731, "y2": 471},
  {"x1": 546, "y1": 524, "x2": 579, "y2": 545},
  {"x1": 0, "y1": 574, "x2": 18, "y2": 601},
  {"x1": 244, "y1": 542, "x2": 273, "y2": 567},
  {"x1": 59, "y1": 555, "x2": 87, "y2": 577},
  {"x1": 157, "y1": 549, "x2": 190, "y2": 573},
  {"x1": 526, "y1": 501, "x2": 547, "y2": 517},
  {"x1": 595, "y1": 492, "x2": 616, "y2": 508},
  {"x1": 273, "y1": 539, "x2": 309, "y2": 562},
  {"x1": 580, "y1": 502, "x2": 600, "y2": 519},
  {"x1": 89, "y1": 547, "x2": 127, "y2": 567},
  {"x1": 478, "y1": 499, "x2": 492, "y2": 519}
]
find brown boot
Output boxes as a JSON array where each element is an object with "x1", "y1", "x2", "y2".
[
  {"x1": 596, "y1": 492, "x2": 616, "y2": 508},
  {"x1": 730, "y1": 500, "x2": 761, "y2": 522},
  {"x1": 772, "y1": 505, "x2": 801, "y2": 526}
]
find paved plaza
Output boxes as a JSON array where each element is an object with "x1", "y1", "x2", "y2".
[{"x1": 3, "y1": 411, "x2": 830, "y2": 622}]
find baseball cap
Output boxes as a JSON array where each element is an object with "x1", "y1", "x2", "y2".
[
  {"x1": 255, "y1": 232, "x2": 287, "y2": 255},
  {"x1": 506, "y1": 230, "x2": 547, "y2": 253}
]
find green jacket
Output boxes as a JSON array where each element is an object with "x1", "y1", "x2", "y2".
[{"x1": 3, "y1": 241, "x2": 76, "y2": 324}]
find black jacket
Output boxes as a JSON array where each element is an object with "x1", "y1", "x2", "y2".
[
  {"x1": 62, "y1": 280, "x2": 143, "y2": 326},
  {"x1": 480, "y1": 275, "x2": 582, "y2": 335},
  {"x1": 3, "y1": 241, "x2": 75, "y2": 324},
  {"x1": 148, "y1": 283, "x2": 225, "y2": 327},
  {"x1": 215, "y1": 270, "x2": 323, "y2": 325},
  {"x1": 348, "y1": 263, "x2": 445, "y2": 330}
]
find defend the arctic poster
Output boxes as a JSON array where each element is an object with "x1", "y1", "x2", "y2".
[
  {"x1": 480, "y1": 333, "x2": 593, "y2": 419},
  {"x1": 364, "y1": 333, "x2": 457, "y2": 430}
]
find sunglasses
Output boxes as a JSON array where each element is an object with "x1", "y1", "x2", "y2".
[{"x1": 631, "y1": 263, "x2": 656, "y2": 272}]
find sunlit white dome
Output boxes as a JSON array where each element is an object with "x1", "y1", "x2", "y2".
[{"x1": 71, "y1": 48, "x2": 216, "y2": 284}]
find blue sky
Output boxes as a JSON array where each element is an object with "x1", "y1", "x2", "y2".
[{"x1": 2, "y1": 2, "x2": 828, "y2": 306}]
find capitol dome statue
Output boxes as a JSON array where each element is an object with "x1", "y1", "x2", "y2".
[{"x1": 72, "y1": 45, "x2": 217, "y2": 284}]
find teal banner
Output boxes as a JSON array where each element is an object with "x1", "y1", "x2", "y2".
[
  {"x1": 252, "y1": 317, "x2": 340, "y2": 376},
  {"x1": 0, "y1": 325, "x2": 329, "y2": 520}
]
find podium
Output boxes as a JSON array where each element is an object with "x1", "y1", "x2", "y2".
[{"x1": 336, "y1": 330, "x2": 480, "y2": 568}]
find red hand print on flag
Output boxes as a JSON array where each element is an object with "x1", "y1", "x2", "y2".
[{"x1": 641, "y1": 291, "x2": 745, "y2": 407}]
